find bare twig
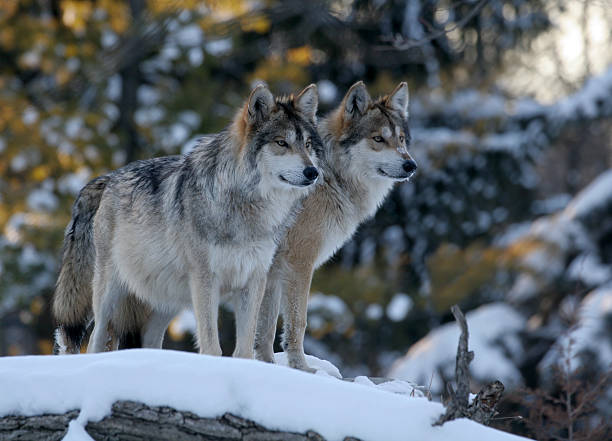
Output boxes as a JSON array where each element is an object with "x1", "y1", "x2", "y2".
[{"x1": 380, "y1": 0, "x2": 489, "y2": 51}]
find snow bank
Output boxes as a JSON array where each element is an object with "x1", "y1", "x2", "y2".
[
  {"x1": 0, "y1": 350, "x2": 529, "y2": 441},
  {"x1": 388, "y1": 303, "x2": 525, "y2": 393}
]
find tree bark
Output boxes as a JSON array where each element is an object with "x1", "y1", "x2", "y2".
[{"x1": 1, "y1": 400, "x2": 356, "y2": 441}]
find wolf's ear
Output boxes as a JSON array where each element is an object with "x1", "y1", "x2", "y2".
[
  {"x1": 295, "y1": 84, "x2": 318, "y2": 124},
  {"x1": 342, "y1": 81, "x2": 370, "y2": 119},
  {"x1": 385, "y1": 82, "x2": 409, "y2": 117},
  {"x1": 247, "y1": 85, "x2": 275, "y2": 126}
]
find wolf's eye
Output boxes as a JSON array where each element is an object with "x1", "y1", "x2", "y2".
[
  {"x1": 373, "y1": 136, "x2": 384, "y2": 143},
  {"x1": 399, "y1": 135, "x2": 405, "y2": 143},
  {"x1": 276, "y1": 140, "x2": 288, "y2": 147},
  {"x1": 305, "y1": 139, "x2": 312, "y2": 149}
]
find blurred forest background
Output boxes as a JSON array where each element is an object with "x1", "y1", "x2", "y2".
[{"x1": 1, "y1": 0, "x2": 611, "y2": 439}]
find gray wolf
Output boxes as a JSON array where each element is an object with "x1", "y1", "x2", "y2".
[
  {"x1": 254, "y1": 81, "x2": 416, "y2": 371},
  {"x1": 53, "y1": 84, "x2": 322, "y2": 359}
]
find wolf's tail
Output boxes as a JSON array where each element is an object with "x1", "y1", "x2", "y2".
[{"x1": 53, "y1": 175, "x2": 109, "y2": 354}]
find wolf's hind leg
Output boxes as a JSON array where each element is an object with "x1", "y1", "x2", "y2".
[
  {"x1": 255, "y1": 274, "x2": 282, "y2": 363},
  {"x1": 141, "y1": 309, "x2": 175, "y2": 348},
  {"x1": 88, "y1": 269, "x2": 126, "y2": 353},
  {"x1": 233, "y1": 274, "x2": 267, "y2": 359}
]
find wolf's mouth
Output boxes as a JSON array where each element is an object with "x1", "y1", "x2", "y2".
[
  {"x1": 279, "y1": 175, "x2": 315, "y2": 187},
  {"x1": 377, "y1": 168, "x2": 411, "y2": 181}
]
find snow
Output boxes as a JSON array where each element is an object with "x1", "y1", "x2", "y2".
[
  {"x1": 366, "y1": 303, "x2": 384, "y2": 320},
  {"x1": 309, "y1": 293, "x2": 348, "y2": 316},
  {"x1": 386, "y1": 293, "x2": 413, "y2": 322},
  {"x1": 168, "y1": 309, "x2": 196, "y2": 337},
  {"x1": 22, "y1": 107, "x2": 39, "y2": 125},
  {"x1": 27, "y1": 187, "x2": 58, "y2": 212},
  {"x1": 205, "y1": 38, "x2": 233, "y2": 56},
  {"x1": 563, "y1": 169, "x2": 612, "y2": 221},
  {"x1": 10, "y1": 153, "x2": 28, "y2": 172},
  {"x1": 317, "y1": 80, "x2": 338, "y2": 104},
  {"x1": 174, "y1": 24, "x2": 203, "y2": 47},
  {"x1": 556, "y1": 65, "x2": 612, "y2": 120},
  {"x1": 188, "y1": 47, "x2": 204, "y2": 66},
  {"x1": 539, "y1": 285, "x2": 612, "y2": 373},
  {"x1": 308, "y1": 293, "x2": 353, "y2": 333},
  {"x1": 567, "y1": 253, "x2": 612, "y2": 286},
  {"x1": 57, "y1": 169, "x2": 92, "y2": 196},
  {"x1": 0, "y1": 350, "x2": 529, "y2": 441},
  {"x1": 388, "y1": 303, "x2": 526, "y2": 393}
]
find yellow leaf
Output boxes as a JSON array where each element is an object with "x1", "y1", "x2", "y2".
[
  {"x1": 60, "y1": 0, "x2": 93, "y2": 34},
  {"x1": 0, "y1": 0, "x2": 18, "y2": 23},
  {"x1": 31, "y1": 165, "x2": 50, "y2": 181},
  {"x1": 0, "y1": 27, "x2": 15, "y2": 49},
  {"x1": 287, "y1": 46, "x2": 312, "y2": 66},
  {"x1": 241, "y1": 14, "x2": 269, "y2": 34}
]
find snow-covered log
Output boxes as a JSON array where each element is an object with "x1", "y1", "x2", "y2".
[
  {"x1": 0, "y1": 350, "x2": 529, "y2": 441},
  {"x1": 1, "y1": 400, "x2": 329, "y2": 441}
]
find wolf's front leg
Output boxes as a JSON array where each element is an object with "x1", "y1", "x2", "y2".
[
  {"x1": 281, "y1": 266, "x2": 316, "y2": 373},
  {"x1": 190, "y1": 273, "x2": 222, "y2": 356},
  {"x1": 233, "y1": 274, "x2": 267, "y2": 359}
]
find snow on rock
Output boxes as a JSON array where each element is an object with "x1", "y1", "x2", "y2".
[
  {"x1": 388, "y1": 303, "x2": 526, "y2": 393},
  {"x1": 539, "y1": 286, "x2": 612, "y2": 373},
  {"x1": 0, "y1": 350, "x2": 529, "y2": 441}
]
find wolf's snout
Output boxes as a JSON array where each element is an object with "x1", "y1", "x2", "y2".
[
  {"x1": 303, "y1": 166, "x2": 319, "y2": 181},
  {"x1": 402, "y1": 160, "x2": 417, "y2": 174}
]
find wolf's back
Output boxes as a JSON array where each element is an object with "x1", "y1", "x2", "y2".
[{"x1": 53, "y1": 175, "x2": 109, "y2": 354}]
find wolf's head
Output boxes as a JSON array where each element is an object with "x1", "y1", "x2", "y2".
[
  {"x1": 233, "y1": 84, "x2": 322, "y2": 189},
  {"x1": 327, "y1": 81, "x2": 416, "y2": 182}
]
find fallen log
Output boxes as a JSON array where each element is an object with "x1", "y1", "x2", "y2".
[{"x1": 1, "y1": 400, "x2": 340, "y2": 441}]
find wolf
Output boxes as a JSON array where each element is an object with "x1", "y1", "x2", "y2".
[
  {"x1": 53, "y1": 84, "x2": 322, "y2": 359},
  {"x1": 254, "y1": 81, "x2": 416, "y2": 371}
]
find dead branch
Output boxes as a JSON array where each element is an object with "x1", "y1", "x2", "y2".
[
  {"x1": 380, "y1": 0, "x2": 489, "y2": 51},
  {"x1": 434, "y1": 304, "x2": 505, "y2": 426}
]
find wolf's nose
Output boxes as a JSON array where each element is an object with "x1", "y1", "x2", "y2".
[
  {"x1": 402, "y1": 160, "x2": 417, "y2": 174},
  {"x1": 303, "y1": 166, "x2": 319, "y2": 181}
]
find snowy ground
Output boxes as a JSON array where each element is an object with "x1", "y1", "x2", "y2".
[{"x1": 0, "y1": 349, "x2": 530, "y2": 441}]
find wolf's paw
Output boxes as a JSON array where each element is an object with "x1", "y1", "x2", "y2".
[
  {"x1": 295, "y1": 364, "x2": 317, "y2": 374},
  {"x1": 255, "y1": 350, "x2": 275, "y2": 364},
  {"x1": 289, "y1": 360, "x2": 317, "y2": 374}
]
